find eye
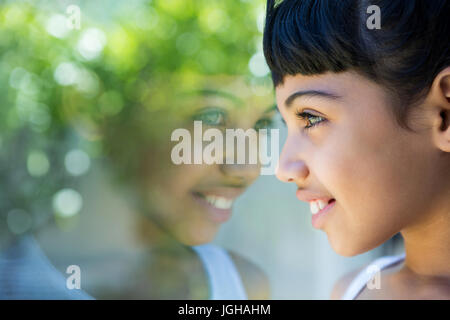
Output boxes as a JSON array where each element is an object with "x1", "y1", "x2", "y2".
[
  {"x1": 295, "y1": 111, "x2": 326, "y2": 130},
  {"x1": 192, "y1": 107, "x2": 226, "y2": 126},
  {"x1": 254, "y1": 117, "x2": 274, "y2": 131}
]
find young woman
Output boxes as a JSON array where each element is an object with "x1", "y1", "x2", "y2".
[
  {"x1": 37, "y1": 73, "x2": 275, "y2": 300},
  {"x1": 22, "y1": 0, "x2": 277, "y2": 300},
  {"x1": 92, "y1": 76, "x2": 275, "y2": 299},
  {"x1": 2, "y1": 1, "x2": 274, "y2": 300},
  {"x1": 263, "y1": 0, "x2": 450, "y2": 299}
]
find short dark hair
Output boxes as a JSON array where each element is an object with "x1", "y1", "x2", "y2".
[{"x1": 263, "y1": 0, "x2": 450, "y2": 130}]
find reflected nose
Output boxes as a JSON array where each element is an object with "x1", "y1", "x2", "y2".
[
  {"x1": 275, "y1": 138, "x2": 309, "y2": 184},
  {"x1": 219, "y1": 162, "x2": 260, "y2": 185},
  {"x1": 219, "y1": 130, "x2": 261, "y2": 184}
]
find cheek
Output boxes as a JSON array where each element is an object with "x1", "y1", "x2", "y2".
[
  {"x1": 143, "y1": 164, "x2": 207, "y2": 223},
  {"x1": 316, "y1": 119, "x2": 430, "y2": 254}
]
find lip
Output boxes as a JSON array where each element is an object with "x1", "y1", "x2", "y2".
[
  {"x1": 311, "y1": 199, "x2": 336, "y2": 229},
  {"x1": 190, "y1": 187, "x2": 245, "y2": 223},
  {"x1": 195, "y1": 187, "x2": 247, "y2": 199},
  {"x1": 295, "y1": 189, "x2": 336, "y2": 229},
  {"x1": 295, "y1": 189, "x2": 334, "y2": 203}
]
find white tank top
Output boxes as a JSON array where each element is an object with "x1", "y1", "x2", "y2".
[
  {"x1": 191, "y1": 244, "x2": 248, "y2": 300},
  {"x1": 341, "y1": 253, "x2": 406, "y2": 300}
]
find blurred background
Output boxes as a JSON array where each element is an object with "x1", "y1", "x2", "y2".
[{"x1": 0, "y1": 0, "x2": 403, "y2": 299}]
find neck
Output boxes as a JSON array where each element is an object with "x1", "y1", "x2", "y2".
[
  {"x1": 134, "y1": 212, "x2": 192, "y2": 257},
  {"x1": 401, "y1": 195, "x2": 450, "y2": 279},
  {"x1": 132, "y1": 212, "x2": 206, "y2": 299}
]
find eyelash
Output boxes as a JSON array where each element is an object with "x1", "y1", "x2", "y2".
[{"x1": 295, "y1": 111, "x2": 326, "y2": 131}]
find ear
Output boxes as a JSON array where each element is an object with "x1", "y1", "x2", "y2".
[{"x1": 426, "y1": 66, "x2": 450, "y2": 153}]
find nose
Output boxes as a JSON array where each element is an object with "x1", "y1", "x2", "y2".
[
  {"x1": 219, "y1": 142, "x2": 261, "y2": 184},
  {"x1": 219, "y1": 162, "x2": 260, "y2": 185},
  {"x1": 217, "y1": 129, "x2": 261, "y2": 184},
  {"x1": 275, "y1": 138, "x2": 309, "y2": 184}
]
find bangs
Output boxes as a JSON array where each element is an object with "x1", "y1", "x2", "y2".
[
  {"x1": 263, "y1": 0, "x2": 365, "y2": 86},
  {"x1": 263, "y1": 0, "x2": 450, "y2": 130}
]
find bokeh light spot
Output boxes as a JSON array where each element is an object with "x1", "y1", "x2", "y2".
[
  {"x1": 27, "y1": 150, "x2": 50, "y2": 177},
  {"x1": 46, "y1": 14, "x2": 70, "y2": 38},
  {"x1": 9, "y1": 67, "x2": 28, "y2": 89},
  {"x1": 249, "y1": 52, "x2": 270, "y2": 77},
  {"x1": 52, "y1": 188, "x2": 83, "y2": 218},
  {"x1": 54, "y1": 62, "x2": 79, "y2": 86},
  {"x1": 77, "y1": 28, "x2": 107, "y2": 60},
  {"x1": 65, "y1": 149, "x2": 91, "y2": 176}
]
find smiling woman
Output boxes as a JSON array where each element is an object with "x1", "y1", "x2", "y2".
[
  {"x1": 46, "y1": 1, "x2": 275, "y2": 300},
  {"x1": 0, "y1": 0, "x2": 275, "y2": 300},
  {"x1": 91, "y1": 75, "x2": 275, "y2": 300},
  {"x1": 264, "y1": 0, "x2": 450, "y2": 299}
]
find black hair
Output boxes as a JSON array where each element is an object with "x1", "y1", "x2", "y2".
[{"x1": 263, "y1": 0, "x2": 450, "y2": 130}]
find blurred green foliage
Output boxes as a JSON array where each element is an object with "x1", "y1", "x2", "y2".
[{"x1": 0, "y1": 0, "x2": 269, "y2": 239}]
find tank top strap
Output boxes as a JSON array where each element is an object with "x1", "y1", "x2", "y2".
[
  {"x1": 191, "y1": 244, "x2": 248, "y2": 300},
  {"x1": 341, "y1": 252, "x2": 406, "y2": 300}
]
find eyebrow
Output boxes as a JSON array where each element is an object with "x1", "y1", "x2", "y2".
[
  {"x1": 284, "y1": 90, "x2": 342, "y2": 108},
  {"x1": 195, "y1": 89, "x2": 242, "y2": 106}
]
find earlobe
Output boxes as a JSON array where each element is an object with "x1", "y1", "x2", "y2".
[{"x1": 428, "y1": 67, "x2": 450, "y2": 153}]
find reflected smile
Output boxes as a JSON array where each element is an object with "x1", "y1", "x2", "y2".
[{"x1": 193, "y1": 192, "x2": 234, "y2": 209}]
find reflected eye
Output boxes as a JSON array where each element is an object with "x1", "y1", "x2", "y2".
[
  {"x1": 254, "y1": 118, "x2": 274, "y2": 131},
  {"x1": 295, "y1": 111, "x2": 326, "y2": 130},
  {"x1": 192, "y1": 107, "x2": 226, "y2": 126}
]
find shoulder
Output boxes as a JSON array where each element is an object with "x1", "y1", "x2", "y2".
[
  {"x1": 330, "y1": 264, "x2": 368, "y2": 300},
  {"x1": 228, "y1": 250, "x2": 270, "y2": 300}
]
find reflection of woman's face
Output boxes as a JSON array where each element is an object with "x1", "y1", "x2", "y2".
[
  {"x1": 275, "y1": 71, "x2": 448, "y2": 256},
  {"x1": 139, "y1": 78, "x2": 276, "y2": 246}
]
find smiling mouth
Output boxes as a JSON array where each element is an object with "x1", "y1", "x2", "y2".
[
  {"x1": 310, "y1": 199, "x2": 336, "y2": 229},
  {"x1": 191, "y1": 192, "x2": 234, "y2": 210},
  {"x1": 309, "y1": 198, "x2": 336, "y2": 215}
]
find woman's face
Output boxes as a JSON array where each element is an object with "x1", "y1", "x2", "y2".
[
  {"x1": 139, "y1": 77, "x2": 276, "y2": 246},
  {"x1": 275, "y1": 71, "x2": 447, "y2": 256}
]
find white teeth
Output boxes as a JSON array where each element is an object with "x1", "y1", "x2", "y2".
[
  {"x1": 317, "y1": 200, "x2": 327, "y2": 210},
  {"x1": 310, "y1": 201, "x2": 319, "y2": 215},
  {"x1": 205, "y1": 195, "x2": 233, "y2": 209},
  {"x1": 309, "y1": 200, "x2": 328, "y2": 215}
]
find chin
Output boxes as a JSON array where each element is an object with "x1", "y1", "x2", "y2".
[
  {"x1": 333, "y1": 245, "x2": 363, "y2": 257},
  {"x1": 327, "y1": 233, "x2": 374, "y2": 257},
  {"x1": 181, "y1": 235, "x2": 215, "y2": 247},
  {"x1": 175, "y1": 226, "x2": 219, "y2": 247}
]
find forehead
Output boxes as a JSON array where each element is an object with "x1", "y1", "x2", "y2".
[
  {"x1": 275, "y1": 71, "x2": 391, "y2": 110},
  {"x1": 276, "y1": 72, "x2": 347, "y2": 100},
  {"x1": 181, "y1": 76, "x2": 275, "y2": 111}
]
